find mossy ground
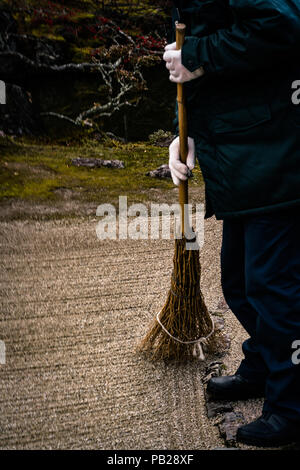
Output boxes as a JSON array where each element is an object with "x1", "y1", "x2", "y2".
[{"x1": 0, "y1": 137, "x2": 204, "y2": 220}]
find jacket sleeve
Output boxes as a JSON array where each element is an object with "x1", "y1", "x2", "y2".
[{"x1": 181, "y1": 0, "x2": 300, "y2": 76}]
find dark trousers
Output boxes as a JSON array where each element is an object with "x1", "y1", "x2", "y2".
[{"x1": 221, "y1": 210, "x2": 300, "y2": 421}]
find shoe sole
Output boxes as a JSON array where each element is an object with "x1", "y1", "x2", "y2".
[
  {"x1": 237, "y1": 433, "x2": 300, "y2": 448},
  {"x1": 206, "y1": 387, "x2": 265, "y2": 401}
]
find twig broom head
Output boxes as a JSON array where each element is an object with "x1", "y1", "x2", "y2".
[{"x1": 138, "y1": 235, "x2": 221, "y2": 361}]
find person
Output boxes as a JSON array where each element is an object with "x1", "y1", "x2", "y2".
[{"x1": 163, "y1": 0, "x2": 300, "y2": 448}]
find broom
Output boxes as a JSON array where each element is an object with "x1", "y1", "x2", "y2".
[{"x1": 139, "y1": 23, "x2": 219, "y2": 361}]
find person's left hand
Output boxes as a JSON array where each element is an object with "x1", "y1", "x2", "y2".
[{"x1": 163, "y1": 42, "x2": 205, "y2": 83}]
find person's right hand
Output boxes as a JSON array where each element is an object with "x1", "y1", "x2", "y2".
[{"x1": 169, "y1": 136, "x2": 195, "y2": 186}]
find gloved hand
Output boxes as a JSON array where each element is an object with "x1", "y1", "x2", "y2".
[
  {"x1": 163, "y1": 42, "x2": 205, "y2": 83},
  {"x1": 169, "y1": 136, "x2": 195, "y2": 186}
]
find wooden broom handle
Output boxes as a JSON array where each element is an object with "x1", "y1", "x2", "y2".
[{"x1": 176, "y1": 23, "x2": 189, "y2": 234}]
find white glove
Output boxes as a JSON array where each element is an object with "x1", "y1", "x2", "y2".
[
  {"x1": 163, "y1": 42, "x2": 205, "y2": 83},
  {"x1": 169, "y1": 136, "x2": 195, "y2": 186}
]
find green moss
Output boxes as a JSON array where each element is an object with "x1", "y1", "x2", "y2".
[{"x1": 0, "y1": 137, "x2": 204, "y2": 211}]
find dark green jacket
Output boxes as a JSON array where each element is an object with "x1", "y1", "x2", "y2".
[{"x1": 172, "y1": 0, "x2": 300, "y2": 219}]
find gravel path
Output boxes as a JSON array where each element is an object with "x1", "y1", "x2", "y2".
[{"x1": 0, "y1": 216, "x2": 264, "y2": 450}]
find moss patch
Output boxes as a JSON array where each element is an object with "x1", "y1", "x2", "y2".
[{"x1": 0, "y1": 137, "x2": 204, "y2": 219}]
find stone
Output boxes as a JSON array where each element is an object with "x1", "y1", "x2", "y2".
[
  {"x1": 212, "y1": 315, "x2": 225, "y2": 331},
  {"x1": 146, "y1": 164, "x2": 171, "y2": 179},
  {"x1": 148, "y1": 130, "x2": 175, "y2": 147},
  {"x1": 205, "y1": 391, "x2": 233, "y2": 418},
  {"x1": 71, "y1": 158, "x2": 125, "y2": 169},
  {"x1": 221, "y1": 333, "x2": 231, "y2": 354},
  {"x1": 218, "y1": 411, "x2": 246, "y2": 447},
  {"x1": 203, "y1": 361, "x2": 233, "y2": 417},
  {"x1": 203, "y1": 360, "x2": 225, "y2": 383},
  {"x1": 216, "y1": 298, "x2": 230, "y2": 312}
]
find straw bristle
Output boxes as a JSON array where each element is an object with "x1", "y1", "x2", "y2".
[{"x1": 138, "y1": 236, "x2": 222, "y2": 361}]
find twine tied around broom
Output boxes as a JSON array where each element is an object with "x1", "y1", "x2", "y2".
[{"x1": 156, "y1": 311, "x2": 215, "y2": 360}]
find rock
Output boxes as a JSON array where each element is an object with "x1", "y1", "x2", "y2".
[
  {"x1": 71, "y1": 158, "x2": 125, "y2": 169},
  {"x1": 153, "y1": 136, "x2": 174, "y2": 147},
  {"x1": 148, "y1": 130, "x2": 175, "y2": 147},
  {"x1": 146, "y1": 164, "x2": 193, "y2": 179},
  {"x1": 218, "y1": 412, "x2": 246, "y2": 447},
  {"x1": 221, "y1": 333, "x2": 231, "y2": 354},
  {"x1": 203, "y1": 361, "x2": 232, "y2": 417},
  {"x1": 204, "y1": 390, "x2": 233, "y2": 418},
  {"x1": 146, "y1": 164, "x2": 171, "y2": 179},
  {"x1": 203, "y1": 360, "x2": 225, "y2": 383},
  {"x1": 211, "y1": 315, "x2": 225, "y2": 331},
  {"x1": 216, "y1": 298, "x2": 230, "y2": 313}
]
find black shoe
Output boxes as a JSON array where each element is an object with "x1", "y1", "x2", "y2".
[
  {"x1": 237, "y1": 412, "x2": 300, "y2": 447},
  {"x1": 206, "y1": 374, "x2": 265, "y2": 401}
]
